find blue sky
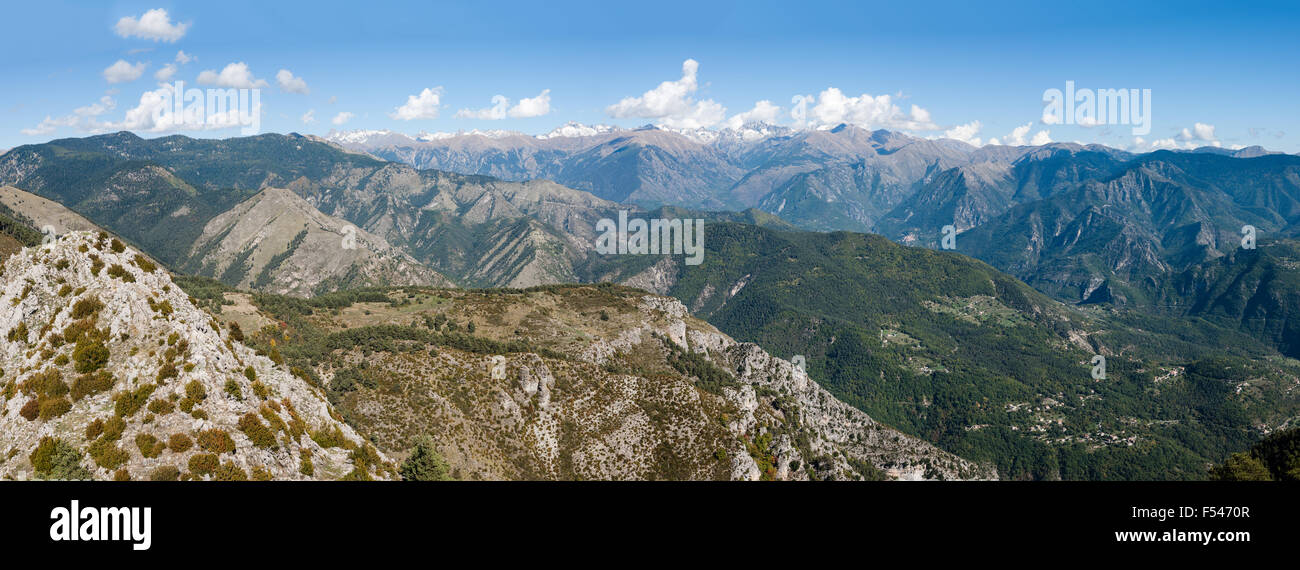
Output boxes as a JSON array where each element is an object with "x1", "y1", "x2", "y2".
[{"x1": 2, "y1": 0, "x2": 1298, "y2": 151}]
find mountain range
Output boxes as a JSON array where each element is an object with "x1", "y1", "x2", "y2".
[{"x1": 1, "y1": 129, "x2": 1297, "y2": 480}]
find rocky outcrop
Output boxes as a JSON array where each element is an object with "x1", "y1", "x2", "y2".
[{"x1": 0, "y1": 232, "x2": 391, "y2": 480}]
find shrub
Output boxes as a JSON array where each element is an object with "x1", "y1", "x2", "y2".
[
  {"x1": 149, "y1": 465, "x2": 180, "y2": 481},
  {"x1": 72, "y1": 340, "x2": 110, "y2": 373},
  {"x1": 102, "y1": 416, "x2": 126, "y2": 440},
  {"x1": 110, "y1": 238, "x2": 125, "y2": 253},
  {"x1": 299, "y1": 454, "x2": 314, "y2": 476},
  {"x1": 87, "y1": 438, "x2": 129, "y2": 469},
  {"x1": 18, "y1": 398, "x2": 38, "y2": 421},
  {"x1": 114, "y1": 384, "x2": 155, "y2": 418},
  {"x1": 196, "y1": 429, "x2": 236, "y2": 454},
  {"x1": 106, "y1": 264, "x2": 135, "y2": 282},
  {"x1": 7, "y1": 321, "x2": 28, "y2": 343},
  {"x1": 30, "y1": 437, "x2": 92, "y2": 480},
  {"x1": 168, "y1": 433, "x2": 193, "y2": 453},
  {"x1": 156, "y1": 362, "x2": 178, "y2": 383},
  {"x1": 135, "y1": 433, "x2": 164, "y2": 458},
  {"x1": 251, "y1": 380, "x2": 269, "y2": 400},
  {"x1": 70, "y1": 296, "x2": 104, "y2": 319},
  {"x1": 147, "y1": 397, "x2": 174, "y2": 415},
  {"x1": 400, "y1": 436, "x2": 452, "y2": 481},
  {"x1": 228, "y1": 322, "x2": 244, "y2": 343},
  {"x1": 310, "y1": 425, "x2": 347, "y2": 449},
  {"x1": 23, "y1": 368, "x2": 67, "y2": 398},
  {"x1": 224, "y1": 378, "x2": 243, "y2": 401},
  {"x1": 113, "y1": 469, "x2": 131, "y2": 481},
  {"x1": 188, "y1": 453, "x2": 219, "y2": 476},
  {"x1": 38, "y1": 396, "x2": 72, "y2": 420},
  {"x1": 251, "y1": 466, "x2": 273, "y2": 481},
  {"x1": 85, "y1": 418, "x2": 105, "y2": 440},
  {"x1": 214, "y1": 461, "x2": 248, "y2": 481},
  {"x1": 243, "y1": 366, "x2": 257, "y2": 382},
  {"x1": 70, "y1": 371, "x2": 114, "y2": 401},
  {"x1": 238, "y1": 413, "x2": 277, "y2": 449},
  {"x1": 133, "y1": 254, "x2": 157, "y2": 273}
]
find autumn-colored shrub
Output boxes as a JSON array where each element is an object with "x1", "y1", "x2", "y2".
[
  {"x1": 197, "y1": 429, "x2": 235, "y2": 454},
  {"x1": 237, "y1": 413, "x2": 277, "y2": 449},
  {"x1": 168, "y1": 433, "x2": 192, "y2": 453},
  {"x1": 188, "y1": 453, "x2": 219, "y2": 476}
]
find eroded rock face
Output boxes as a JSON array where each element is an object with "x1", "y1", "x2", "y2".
[
  {"x1": 629, "y1": 296, "x2": 998, "y2": 481},
  {"x1": 0, "y1": 232, "x2": 391, "y2": 481},
  {"x1": 352, "y1": 290, "x2": 993, "y2": 481}
]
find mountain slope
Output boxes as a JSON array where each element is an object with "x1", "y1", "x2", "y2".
[
  {"x1": 181, "y1": 187, "x2": 452, "y2": 296},
  {"x1": 217, "y1": 283, "x2": 992, "y2": 480},
  {"x1": 596, "y1": 222, "x2": 1300, "y2": 479},
  {"x1": 0, "y1": 232, "x2": 391, "y2": 480}
]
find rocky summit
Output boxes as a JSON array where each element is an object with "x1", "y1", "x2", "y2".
[{"x1": 0, "y1": 232, "x2": 391, "y2": 481}]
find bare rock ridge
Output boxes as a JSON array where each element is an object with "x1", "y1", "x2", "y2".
[{"x1": 0, "y1": 232, "x2": 391, "y2": 480}]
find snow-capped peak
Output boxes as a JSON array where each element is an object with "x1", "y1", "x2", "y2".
[{"x1": 537, "y1": 122, "x2": 621, "y2": 139}]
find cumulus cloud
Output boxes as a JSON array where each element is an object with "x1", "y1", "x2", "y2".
[
  {"x1": 103, "y1": 60, "x2": 146, "y2": 84},
  {"x1": 114, "y1": 9, "x2": 189, "y2": 42},
  {"x1": 154, "y1": 51, "x2": 194, "y2": 82},
  {"x1": 1003, "y1": 123, "x2": 1033, "y2": 146},
  {"x1": 800, "y1": 87, "x2": 938, "y2": 131},
  {"x1": 456, "y1": 89, "x2": 552, "y2": 120},
  {"x1": 276, "y1": 69, "x2": 310, "y2": 94},
  {"x1": 509, "y1": 89, "x2": 551, "y2": 118},
  {"x1": 21, "y1": 95, "x2": 117, "y2": 136},
  {"x1": 943, "y1": 120, "x2": 983, "y2": 146},
  {"x1": 725, "y1": 100, "x2": 782, "y2": 130},
  {"x1": 301, "y1": 109, "x2": 316, "y2": 124},
  {"x1": 154, "y1": 64, "x2": 177, "y2": 81},
  {"x1": 1134, "y1": 122, "x2": 1221, "y2": 151},
  {"x1": 197, "y1": 62, "x2": 268, "y2": 89},
  {"x1": 390, "y1": 87, "x2": 443, "y2": 120},
  {"x1": 1030, "y1": 130, "x2": 1053, "y2": 145},
  {"x1": 607, "y1": 59, "x2": 726, "y2": 129},
  {"x1": 332, "y1": 111, "x2": 354, "y2": 125}
]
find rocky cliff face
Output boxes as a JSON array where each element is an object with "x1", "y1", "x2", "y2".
[
  {"x1": 315, "y1": 286, "x2": 993, "y2": 481},
  {"x1": 0, "y1": 232, "x2": 390, "y2": 480}
]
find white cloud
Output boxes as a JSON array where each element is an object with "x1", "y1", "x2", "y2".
[
  {"x1": 106, "y1": 83, "x2": 259, "y2": 133},
  {"x1": 1030, "y1": 130, "x2": 1053, "y2": 145},
  {"x1": 276, "y1": 69, "x2": 310, "y2": 94},
  {"x1": 1182, "y1": 122, "x2": 1217, "y2": 142},
  {"x1": 607, "y1": 59, "x2": 726, "y2": 129},
  {"x1": 456, "y1": 89, "x2": 552, "y2": 120},
  {"x1": 725, "y1": 100, "x2": 782, "y2": 130},
  {"x1": 390, "y1": 87, "x2": 443, "y2": 120},
  {"x1": 175, "y1": 51, "x2": 195, "y2": 64},
  {"x1": 155, "y1": 64, "x2": 177, "y2": 81},
  {"x1": 103, "y1": 60, "x2": 146, "y2": 84},
  {"x1": 332, "y1": 112, "x2": 354, "y2": 125},
  {"x1": 114, "y1": 9, "x2": 189, "y2": 42},
  {"x1": 1131, "y1": 122, "x2": 1222, "y2": 151},
  {"x1": 943, "y1": 120, "x2": 983, "y2": 146},
  {"x1": 1004, "y1": 123, "x2": 1033, "y2": 146},
  {"x1": 21, "y1": 95, "x2": 116, "y2": 136},
  {"x1": 803, "y1": 87, "x2": 938, "y2": 131},
  {"x1": 456, "y1": 95, "x2": 508, "y2": 120},
  {"x1": 509, "y1": 89, "x2": 551, "y2": 118},
  {"x1": 301, "y1": 109, "x2": 316, "y2": 124},
  {"x1": 197, "y1": 62, "x2": 268, "y2": 89}
]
